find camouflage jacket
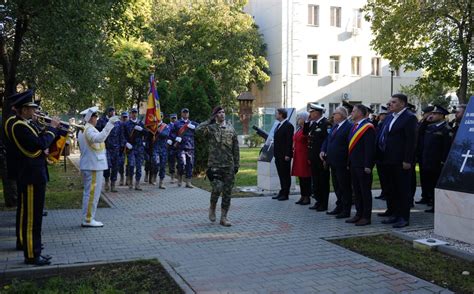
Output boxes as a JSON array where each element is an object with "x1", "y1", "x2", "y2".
[{"x1": 196, "y1": 119, "x2": 240, "y2": 169}]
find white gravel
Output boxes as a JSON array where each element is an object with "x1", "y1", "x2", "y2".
[{"x1": 406, "y1": 229, "x2": 474, "y2": 254}]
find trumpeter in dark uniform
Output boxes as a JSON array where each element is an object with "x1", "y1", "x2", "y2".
[
  {"x1": 304, "y1": 103, "x2": 330, "y2": 211},
  {"x1": 421, "y1": 105, "x2": 453, "y2": 213},
  {"x1": 10, "y1": 90, "x2": 61, "y2": 265}
]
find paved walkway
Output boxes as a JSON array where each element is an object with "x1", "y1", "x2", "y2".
[{"x1": 0, "y1": 156, "x2": 449, "y2": 293}]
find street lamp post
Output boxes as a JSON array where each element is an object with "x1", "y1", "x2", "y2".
[{"x1": 390, "y1": 68, "x2": 394, "y2": 96}]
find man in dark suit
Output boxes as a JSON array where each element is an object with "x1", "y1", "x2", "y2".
[
  {"x1": 320, "y1": 106, "x2": 353, "y2": 218},
  {"x1": 376, "y1": 94, "x2": 418, "y2": 228},
  {"x1": 304, "y1": 104, "x2": 330, "y2": 211},
  {"x1": 345, "y1": 105, "x2": 376, "y2": 226},
  {"x1": 415, "y1": 105, "x2": 434, "y2": 205},
  {"x1": 374, "y1": 105, "x2": 390, "y2": 200},
  {"x1": 272, "y1": 108, "x2": 294, "y2": 201}
]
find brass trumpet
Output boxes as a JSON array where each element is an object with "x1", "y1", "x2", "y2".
[{"x1": 34, "y1": 113, "x2": 84, "y2": 132}]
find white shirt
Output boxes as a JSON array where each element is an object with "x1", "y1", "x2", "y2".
[
  {"x1": 389, "y1": 107, "x2": 408, "y2": 131},
  {"x1": 334, "y1": 119, "x2": 347, "y2": 129},
  {"x1": 276, "y1": 118, "x2": 288, "y2": 130},
  {"x1": 78, "y1": 122, "x2": 114, "y2": 171}
]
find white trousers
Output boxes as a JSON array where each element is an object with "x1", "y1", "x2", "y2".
[{"x1": 81, "y1": 170, "x2": 104, "y2": 222}]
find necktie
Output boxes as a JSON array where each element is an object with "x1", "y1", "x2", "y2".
[
  {"x1": 331, "y1": 124, "x2": 339, "y2": 138},
  {"x1": 275, "y1": 123, "x2": 281, "y2": 133},
  {"x1": 351, "y1": 123, "x2": 359, "y2": 135},
  {"x1": 378, "y1": 116, "x2": 392, "y2": 151}
]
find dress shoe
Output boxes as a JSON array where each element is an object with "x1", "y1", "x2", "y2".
[
  {"x1": 345, "y1": 216, "x2": 361, "y2": 223},
  {"x1": 415, "y1": 198, "x2": 430, "y2": 204},
  {"x1": 295, "y1": 198, "x2": 303, "y2": 204},
  {"x1": 42, "y1": 211, "x2": 48, "y2": 217},
  {"x1": 315, "y1": 206, "x2": 327, "y2": 212},
  {"x1": 355, "y1": 218, "x2": 371, "y2": 226},
  {"x1": 377, "y1": 211, "x2": 392, "y2": 217},
  {"x1": 381, "y1": 217, "x2": 399, "y2": 224},
  {"x1": 81, "y1": 219, "x2": 104, "y2": 227},
  {"x1": 299, "y1": 200, "x2": 311, "y2": 205},
  {"x1": 278, "y1": 196, "x2": 289, "y2": 201},
  {"x1": 309, "y1": 203, "x2": 320, "y2": 210},
  {"x1": 326, "y1": 208, "x2": 342, "y2": 215},
  {"x1": 41, "y1": 255, "x2": 52, "y2": 261},
  {"x1": 425, "y1": 208, "x2": 434, "y2": 213},
  {"x1": 374, "y1": 195, "x2": 386, "y2": 200},
  {"x1": 272, "y1": 195, "x2": 281, "y2": 199},
  {"x1": 25, "y1": 256, "x2": 51, "y2": 266},
  {"x1": 335, "y1": 212, "x2": 351, "y2": 219},
  {"x1": 392, "y1": 219, "x2": 409, "y2": 228}
]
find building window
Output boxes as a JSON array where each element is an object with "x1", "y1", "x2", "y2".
[
  {"x1": 351, "y1": 56, "x2": 361, "y2": 76},
  {"x1": 329, "y1": 103, "x2": 340, "y2": 116},
  {"x1": 371, "y1": 57, "x2": 381, "y2": 76},
  {"x1": 353, "y1": 9, "x2": 362, "y2": 29},
  {"x1": 330, "y1": 56, "x2": 340, "y2": 74},
  {"x1": 307, "y1": 55, "x2": 318, "y2": 75},
  {"x1": 330, "y1": 7, "x2": 341, "y2": 27},
  {"x1": 371, "y1": 103, "x2": 381, "y2": 113},
  {"x1": 308, "y1": 5, "x2": 319, "y2": 26}
]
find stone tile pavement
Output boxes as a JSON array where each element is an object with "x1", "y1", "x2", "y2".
[{"x1": 0, "y1": 156, "x2": 450, "y2": 293}]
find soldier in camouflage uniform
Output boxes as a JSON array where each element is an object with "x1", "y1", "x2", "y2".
[{"x1": 196, "y1": 106, "x2": 240, "y2": 227}]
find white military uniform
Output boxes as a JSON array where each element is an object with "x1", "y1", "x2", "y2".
[{"x1": 78, "y1": 107, "x2": 117, "y2": 227}]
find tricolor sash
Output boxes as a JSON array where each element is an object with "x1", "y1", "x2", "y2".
[
  {"x1": 177, "y1": 123, "x2": 189, "y2": 136},
  {"x1": 348, "y1": 123, "x2": 374, "y2": 155}
]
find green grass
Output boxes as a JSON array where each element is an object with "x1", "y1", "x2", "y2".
[
  {"x1": 331, "y1": 234, "x2": 474, "y2": 293},
  {"x1": 0, "y1": 259, "x2": 183, "y2": 293},
  {"x1": 0, "y1": 158, "x2": 107, "y2": 210},
  {"x1": 193, "y1": 147, "x2": 421, "y2": 195}
]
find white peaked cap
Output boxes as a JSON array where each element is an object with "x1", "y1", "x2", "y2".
[
  {"x1": 80, "y1": 106, "x2": 99, "y2": 122},
  {"x1": 309, "y1": 103, "x2": 325, "y2": 112}
]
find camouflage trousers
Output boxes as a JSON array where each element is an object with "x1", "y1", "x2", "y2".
[{"x1": 209, "y1": 167, "x2": 235, "y2": 210}]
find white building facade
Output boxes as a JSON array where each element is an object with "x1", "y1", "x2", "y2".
[{"x1": 245, "y1": 0, "x2": 422, "y2": 114}]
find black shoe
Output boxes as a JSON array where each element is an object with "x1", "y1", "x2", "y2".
[
  {"x1": 272, "y1": 195, "x2": 281, "y2": 199},
  {"x1": 309, "y1": 203, "x2": 320, "y2": 210},
  {"x1": 377, "y1": 211, "x2": 392, "y2": 217},
  {"x1": 43, "y1": 211, "x2": 48, "y2": 217},
  {"x1": 41, "y1": 255, "x2": 52, "y2": 261},
  {"x1": 381, "y1": 217, "x2": 399, "y2": 224},
  {"x1": 316, "y1": 206, "x2": 328, "y2": 212},
  {"x1": 392, "y1": 219, "x2": 409, "y2": 228},
  {"x1": 345, "y1": 216, "x2": 361, "y2": 223},
  {"x1": 295, "y1": 198, "x2": 303, "y2": 204},
  {"x1": 375, "y1": 195, "x2": 386, "y2": 200},
  {"x1": 425, "y1": 208, "x2": 434, "y2": 213},
  {"x1": 278, "y1": 196, "x2": 289, "y2": 201},
  {"x1": 326, "y1": 208, "x2": 342, "y2": 215},
  {"x1": 299, "y1": 200, "x2": 311, "y2": 205},
  {"x1": 25, "y1": 256, "x2": 51, "y2": 266},
  {"x1": 335, "y1": 212, "x2": 351, "y2": 219},
  {"x1": 415, "y1": 198, "x2": 429, "y2": 204},
  {"x1": 355, "y1": 218, "x2": 371, "y2": 226}
]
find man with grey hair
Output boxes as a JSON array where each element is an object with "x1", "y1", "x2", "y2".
[{"x1": 320, "y1": 106, "x2": 353, "y2": 218}]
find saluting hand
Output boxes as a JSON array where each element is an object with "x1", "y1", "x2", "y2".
[
  {"x1": 402, "y1": 162, "x2": 411, "y2": 170},
  {"x1": 319, "y1": 151, "x2": 326, "y2": 161}
]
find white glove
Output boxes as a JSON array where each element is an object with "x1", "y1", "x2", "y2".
[
  {"x1": 167, "y1": 139, "x2": 173, "y2": 145},
  {"x1": 175, "y1": 137, "x2": 182, "y2": 143},
  {"x1": 143, "y1": 142, "x2": 146, "y2": 147},
  {"x1": 126, "y1": 142, "x2": 133, "y2": 150},
  {"x1": 187, "y1": 123, "x2": 195, "y2": 130},
  {"x1": 134, "y1": 125, "x2": 143, "y2": 131},
  {"x1": 108, "y1": 116, "x2": 120, "y2": 124}
]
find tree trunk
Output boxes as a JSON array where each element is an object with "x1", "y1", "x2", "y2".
[
  {"x1": 0, "y1": 16, "x2": 29, "y2": 207},
  {"x1": 457, "y1": 51, "x2": 468, "y2": 104}
]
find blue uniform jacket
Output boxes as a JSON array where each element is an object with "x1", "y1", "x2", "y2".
[
  {"x1": 170, "y1": 119, "x2": 197, "y2": 150},
  {"x1": 321, "y1": 120, "x2": 353, "y2": 168},
  {"x1": 421, "y1": 122, "x2": 453, "y2": 170},
  {"x1": 124, "y1": 119, "x2": 145, "y2": 150}
]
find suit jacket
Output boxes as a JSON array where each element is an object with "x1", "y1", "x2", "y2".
[
  {"x1": 321, "y1": 120, "x2": 352, "y2": 168},
  {"x1": 303, "y1": 117, "x2": 329, "y2": 163},
  {"x1": 376, "y1": 109, "x2": 418, "y2": 165},
  {"x1": 348, "y1": 120, "x2": 376, "y2": 168},
  {"x1": 273, "y1": 120, "x2": 294, "y2": 159},
  {"x1": 421, "y1": 121, "x2": 453, "y2": 170}
]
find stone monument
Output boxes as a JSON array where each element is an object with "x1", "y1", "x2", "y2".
[
  {"x1": 256, "y1": 108, "x2": 296, "y2": 192},
  {"x1": 435, "y1": 96, "x2": 474, "y2": 244}
]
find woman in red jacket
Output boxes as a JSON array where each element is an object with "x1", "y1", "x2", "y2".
[{"x1": 292, "y1": 111, "x2": 312, "y2": 205}]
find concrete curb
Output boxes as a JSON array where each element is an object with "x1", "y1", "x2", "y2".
[
  {"x1": 389, "y1": 231, "x2": 474, "y2": 262},
  {"x1": 0, "y1": 258, "x2": 195, "y2": 293}
]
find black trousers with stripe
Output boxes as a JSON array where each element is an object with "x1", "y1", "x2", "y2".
[
  {"x1": 16, "y1": 182, "x2": 23, "y2": 249},
  {"x1": 19, "y1": 182, "x2": 46, "y2": 260}
]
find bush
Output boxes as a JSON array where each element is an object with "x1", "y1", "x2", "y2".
[{"x1": 244, "y1": 133, "x2": 264, "y2": 148}]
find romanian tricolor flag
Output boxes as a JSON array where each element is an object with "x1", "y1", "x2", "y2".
[
  {"x1": 48, "y1": 133, "x2": 68, "y2": 163},
  {"x1": 144, "y1": 74, "x2": 162, "y2": 135},
  {"x1": 348, "y1": 123, "x2": 375, "y2": 155}
]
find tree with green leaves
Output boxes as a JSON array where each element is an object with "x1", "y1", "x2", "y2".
[
  {"x1": 364, "y1": 0, "x2": 473, "y2": 104},
  {"x1": 150, "y1": 0, "x2": 270, "y2": 111}
]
